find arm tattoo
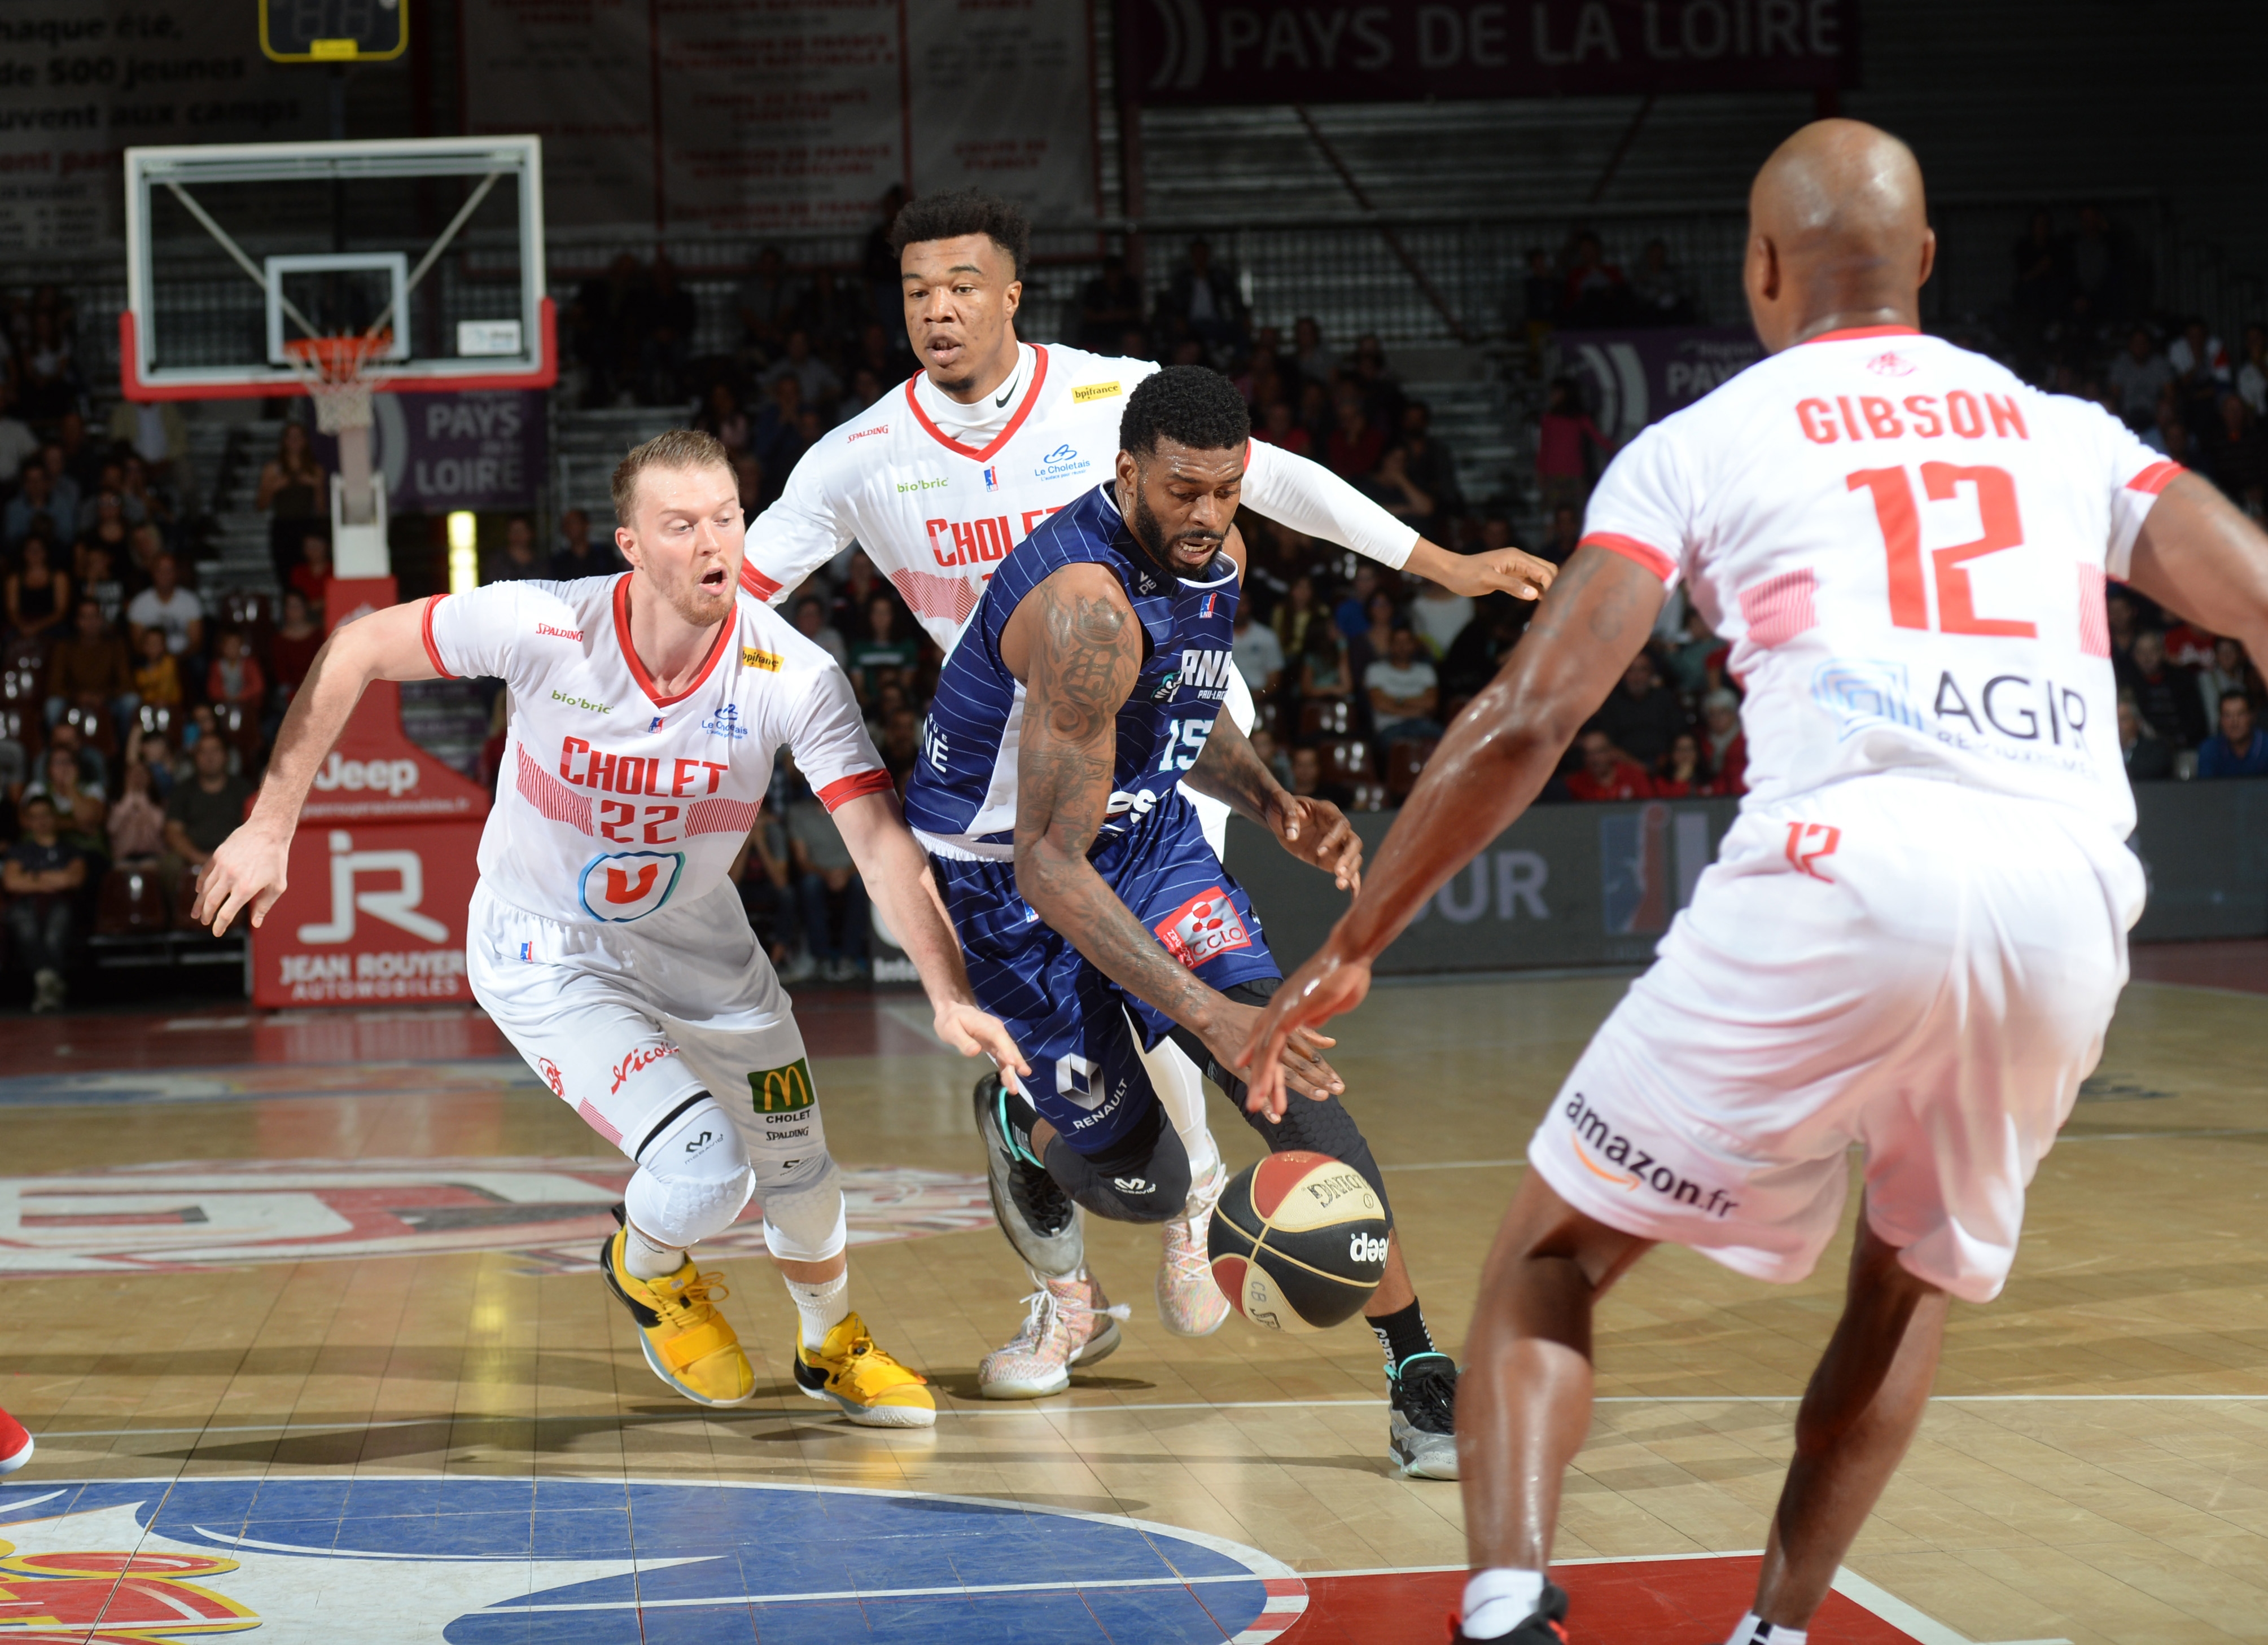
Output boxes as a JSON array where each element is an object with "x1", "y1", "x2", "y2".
[
  {"x1": 1014, "y1": 573, "x2": 1224, "y2": 1033},
  {"x1": 1184, "y1": 714, "x2": 1278, "y2": 823}
]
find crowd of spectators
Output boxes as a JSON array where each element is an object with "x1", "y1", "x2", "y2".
[{"x1": 0, "y1": 289, "x2": 287, "y2": 1008}]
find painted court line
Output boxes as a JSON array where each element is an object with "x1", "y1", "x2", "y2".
[
  {"x1": 22, "y1": 1392, "x2": 2268, "y2": 1443},
  {"x1": 491, "y1": 1571, "x2": 1271, "y2": 1612}
]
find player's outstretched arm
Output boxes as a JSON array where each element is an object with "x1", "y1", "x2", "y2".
[
  {"x1": 741, "y1": 441, "x2": 856, "y2": 604},
  {"x1": 1008, "y1": 563, "x2": 1345, "y2": 1100},
  {"x1": 831, "y1": 787, "x2": 1030, "y2": 1077},
  {"x1": 1185, "y1": 713, "x2": 1361, "y2": 891},
  {"x1": 2126, "y1": 472, "x2": 2268, "y2": 665},
  {"x1": 1239, "y1": 437, "x2": 1556, "y2": 599},
  {"x1": 192, "y1": 599, "x2": 443, "y2": 937},
  {"x1": 1237, "y1": 545, "x2": 1667, "y2": 1116}
]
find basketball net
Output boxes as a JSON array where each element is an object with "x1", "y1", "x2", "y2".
[{"x1": 284, "y1": 332, "x2": 389, "y2": 527}]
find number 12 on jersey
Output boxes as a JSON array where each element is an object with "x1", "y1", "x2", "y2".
[{"x1": 1847, "y1": 462, "x2": 2037, "y2": 639}]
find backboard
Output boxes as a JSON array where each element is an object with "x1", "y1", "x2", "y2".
[
  {"x1": 121, "y1": 137, "x2": 551, "y2": 403},
  {"x1": 259, "y1": 0, "x2": 409, "y2": 63}
]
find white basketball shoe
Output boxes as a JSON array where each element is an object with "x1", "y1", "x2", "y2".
[
  {"x1": 1157, "y1": 1161, "x2": 1231, "y2": 1336},
  {"x1": 977, "y1": 1272, "x2": 1130, "y2": 1399}
]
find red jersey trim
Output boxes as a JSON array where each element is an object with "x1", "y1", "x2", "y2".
[
  {"x1": 1801, "y1": 324, "x2": 1924, "y2": 345},
  {"x1": 742, "y1": 562, "x2": 783, "y2": 600},
  {"x1": 420, "y1": 595, "x2": 456, "y2": 678},
  {"x1": 1581, "y1": 532, "x2": 1676, "y2": 582},
  {"x1": 610, "y1": 574, "x2": 734, "y2": 708},
  {"x1": 901, "y1": 345, "x2": 1052, "y2": 464},
  {"x1": 816, "y1": 767, "x2": 895, "y2": 812},
  {"x1": 2126, "y1": 460, "x2": 2184, "y2": 496}
]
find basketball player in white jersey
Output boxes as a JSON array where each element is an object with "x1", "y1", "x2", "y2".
[
  {"x1": 742, "y1": 191, "x2": 1551, "y2": 1462},
  {"x1": 1245, "y1": 121, "x2": 2268, "y2": 1643},
  {"x1": 194, "y1": 429, "x2": 1026, "y2": 1430}
]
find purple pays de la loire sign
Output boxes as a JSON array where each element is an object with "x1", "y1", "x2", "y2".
[
  {"x1": 1122, "y1": 0, "x2": 1859, "y2": 104},
  {"x1": 1560, "y1": 327, "x2": 1766, "y2": 441},
  {"x1": 316, "y1": 389, "x2": 548, "y2": 512}
]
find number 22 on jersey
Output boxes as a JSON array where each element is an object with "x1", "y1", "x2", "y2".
[{"x1": 1847, "y1": 462, "x2": 2037, "y2": 639}]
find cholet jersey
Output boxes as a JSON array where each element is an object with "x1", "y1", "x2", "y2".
[
  {"x1": 741, "y1": 341, "x2": 1416, "y2": 648},
  {"x1": 423, "y1": 576, "x2": 891, "y2": 927},
  {"x1": 902, "y1": 483, "x2": 1238, "y2": 858},
  {"x1": 1582, "y1": 326, "x2": 2176, "y2": 841}
]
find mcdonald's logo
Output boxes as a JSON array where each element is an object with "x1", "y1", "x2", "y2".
[{"x1": 748, "y1": 1056, "x2": 816, "y2": 1115}]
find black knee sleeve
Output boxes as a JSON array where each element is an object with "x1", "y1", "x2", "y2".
[
  {"x1": 1169, "y1": 977, "x2": 1395, "y2": 1230},
  {"x1": 1043, "y1": 1098, "x2": 1192, "y2": 1223}
]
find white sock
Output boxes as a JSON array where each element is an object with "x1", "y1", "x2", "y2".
[
  {"x1": 1461, "y1": 1568, "x2": 1545, "y2": 1639},
  {"x1": 1726, "y1": 1613, "x2": 1807, "y2": 1645},
  {"x1": 624, "y1": 1223, "x2": 687, "y2": 1280},
  {"x1": 787, "y1": 1271, "x2": 851, "y2": 1346}
]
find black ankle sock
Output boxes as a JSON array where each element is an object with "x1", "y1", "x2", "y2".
[{"x1": 1368, "y1": 1299, "x2": 1436, "y2": 1375}]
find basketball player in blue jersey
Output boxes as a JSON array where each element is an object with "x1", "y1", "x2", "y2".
[{"x1": 904, "y1": 366, "x2": 1463, "y2": 1476}]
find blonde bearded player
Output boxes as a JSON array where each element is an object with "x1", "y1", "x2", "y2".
[
  {"x1": 742, "y1": 190, "x2": 1553, "y2": 1469},
  {"x1": 1241, "y1": 121, "x2": 2268, "y2": 1643},
  {"x1": 194, "y1": 429, "x2": 1027, "y2": 1429}
]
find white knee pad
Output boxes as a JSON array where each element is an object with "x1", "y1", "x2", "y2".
[
  {"x1": 1136, "y1": 1025, "x2": 1221, "y2": 1184},
  {"x1": 624, "y1": 1096, "x2": 755, "y2": 1249},
  {"x1": 757, "y1": 1151, "x2": 847, "y2": 1264}
]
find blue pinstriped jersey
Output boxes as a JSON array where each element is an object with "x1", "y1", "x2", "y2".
[{"x1": 903, "y1": 482, "x2": 1240, "y2": 857}]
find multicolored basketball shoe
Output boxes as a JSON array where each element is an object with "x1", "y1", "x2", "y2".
[
  {"x1": 1390, "y1": 1352, "x2": 1461, "y2": 1479},
  {"x1": 978, "y1": 1272, "x2": 1130, "y2": 1399},
  {"x1": 0, "y1": 1406, "x2": 32, "y2": 1474},
  {"x1": 794, "y1": 1311, "x2": 936, "y2": 1428},
  {"x1": 1157, "y1": 1160, "x2": 1231, "y2": 1336},
  {"x1": 599, "y1": 1227, "x2": 755, "y2": 1407}
]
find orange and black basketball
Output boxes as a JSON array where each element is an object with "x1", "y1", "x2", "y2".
[{"x1": 1207, "y1": 1150, "x2": 1388, "y2": 1332}]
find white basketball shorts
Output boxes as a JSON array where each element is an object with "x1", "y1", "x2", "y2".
[
  {"x1": 1528, "y1": 774, "x2": 2144, "y2": 1304},
  {"x1": 467, "y1": 878, "x2": 833, "y2": 1206}
]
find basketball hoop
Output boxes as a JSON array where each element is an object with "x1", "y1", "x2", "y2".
[{"x1": 282, "y1": 332, "x2": 393, "y2": 434}]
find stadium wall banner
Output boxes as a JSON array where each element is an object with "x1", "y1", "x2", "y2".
[
  {"x1": 456, "y1": 0, "x2": 1098, "y2": 236},
  {"x1": 1559, "y1": 326, "x2": 1767, "y2": 442},
  {"x1": 313, "y1": 390, "x2": 547, "y2": 514},
  {"x1": 249, "y1": 577, "x2": 493, "y2": 1009},
  {"x1": 0, "y1": 2, "x2": 332, "y2": 253},
  {"x1": 1227, "y1": 797, "x2": 1741, "y2": 975},
  {"x1": 1122, "y1": 0, "x2": 1860, "y2": 104},
  {"x1": 1230, "y1": 781, "x2": 2268, "y2": 977}
]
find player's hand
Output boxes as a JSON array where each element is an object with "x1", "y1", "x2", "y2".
[
  {"x1": 1234, "y1": 944, "x2": 1375, "y2": 1121},
  {"x1": 1202, "y1": 998, "x2": 1341, "y2": 1116},
  {"x1": 1263, "y1": 792, "x2": 1363, "y2": 892},
  {"x1": 934, "y1": 1002, "x2": 1031, "y2": 1080},
  {"x1": 192, "y1": 820, "x2": 294, "y2": 938},
  {"x1": 1437, "y1": 545, "x2": 1557, "y2": 602}
]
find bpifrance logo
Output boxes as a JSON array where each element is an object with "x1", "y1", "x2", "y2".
[
  {"x1": 1154, "y1": 888, "x2": 1251, "y2": 970},
  {"x1": 577, "y1": 849, "x2": 684, "y2": 922}
]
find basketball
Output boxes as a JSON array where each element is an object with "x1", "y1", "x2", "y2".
[{"x1": 1208, "y1": 1150, "x2": 1389, "y2": 1333}]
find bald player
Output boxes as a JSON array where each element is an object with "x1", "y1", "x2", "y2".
[{"x1": 1243, "y1": 119, "x2": 2268, "y2": 1643}]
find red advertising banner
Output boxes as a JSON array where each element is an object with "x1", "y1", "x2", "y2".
[
  {"x1": 251, "y1": 818, "x2": 485, "y2": 1008},
  {"x1": 249, "y1": 580, "x2": 492, "y2": 1008},
  {"x1": 1121, "y1": 0, "x2": 1859, "y2": 104}
]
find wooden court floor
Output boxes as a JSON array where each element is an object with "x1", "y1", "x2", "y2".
[{"x1": 0, "y1": 958, "x2": 2262, "y2": 1643}]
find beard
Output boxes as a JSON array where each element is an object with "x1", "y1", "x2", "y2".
[
  {"x1": 654, "y1": 560, "x2": 735, "y2": 630},
  {"x1": 1126, "y1": 485, "x2": 1222, "y2": 578}
]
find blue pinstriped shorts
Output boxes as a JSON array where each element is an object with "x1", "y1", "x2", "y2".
[{"x1": 931, "y1": 794, "x2": 1279, "y2": 1154}]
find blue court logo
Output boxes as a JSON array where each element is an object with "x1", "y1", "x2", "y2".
[{"x1": 0, "y1": 1478, "x2": 1304, "y2": 1642}]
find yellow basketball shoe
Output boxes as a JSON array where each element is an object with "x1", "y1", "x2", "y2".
[
  {"x1": 794, "y1": 1311, "x2": 936, "y2": 1428},
  {"x1": 599, "y1": 1228, "x2": 756, "y2": 1407}
]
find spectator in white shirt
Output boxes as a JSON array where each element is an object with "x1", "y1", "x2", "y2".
[
  {"x1": 125, "y1": 553, "x2": 205, "y2": 660},
  {"x1": 1407, "y1": 577, "x2": 1474, "y2": 660},
  {"x1": 1231, "y1": 604, "x2": 1285, "y2": 697},
  {"x1": 2107, "y1": 326, "x2": 2174, "y2": 423},
  {"x1": 791, "y1": 593, "x2": 849, "y2": 672},
  {"x1": 2168, "y1": 317, "x2": 2231, "y2": 392},
  {"x1": 1364, "y1": 625, "x2": 1444, "y2": 742}
]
